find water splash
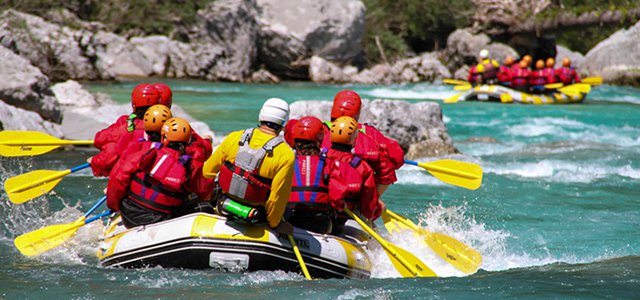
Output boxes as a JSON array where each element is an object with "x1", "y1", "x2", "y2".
[{"x1": 487, "y1": 160, "x2": 640, "y2": 183}]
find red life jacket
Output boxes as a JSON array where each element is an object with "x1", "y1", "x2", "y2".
[
  {"x1": 497, "y1": 65, "x2": 512, "y2": 83},
  {"x1": 127, "y1": 148, "x2": 190, "y2": 214},
  {"x1": 529, "y1": 69, "x2": 547, "y2": 86},
  {"x1": 555, "y1": 67, "x2": 579, "y2": 85},
  {"x1": 543, "y1": 68, "x2": 556, "y2": 83},
  {"x1": 480, "y1": 59, "x2": 499, "y2": 81},
  {"x1": 511, "y1": 67, "x2": 530, "y2": 87},
  {"x1": 217, "y1": 128, "x2": 283, "y2": 205},
  {"x1": 467, "y1": 65, "x2": 480, "y2": 83},
  {"x1": 288, "y1": 151, "x2": 331, "y2": 211}
]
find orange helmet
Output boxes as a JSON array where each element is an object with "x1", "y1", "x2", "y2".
[
  {"x1": 523, "y1": 55, "x2": 532, "y2": 62},
  {"x1": 505, "y1": 56, "x2": 514, "y2": 66},
  {"x1": 330, "y1": 116, "x2": 358, "y2": 145},
  {"x1": 546, "y1": 58, "x2": 555, "y2": 68},
  {"x1": 161, "y1": 117, "x2": 192, "y2": 145},
  {"x1": 519, "y1": 60, "x2": 528, "y2": 69},
  {"x1": 331, "y1": 90, "x2": 362, "y2": 121},
  {"x1": 562, "y1": 57, "x2": 571, "y2": 67},
  {"x1": 153, "y1": 83, "x2": 173, "y2": 108},
  {"x1": 144, "y1": 105, "x2": 172, "y2": 132},
  {"x1": 290, "y1": 116, "x2": 324, "y2": 144},
  {"x1": 535, "y1": 60, "x2": 544, "y2": 69},
  {"x1": 131, "y1": 83, "x2": 160, "y2": 110}
]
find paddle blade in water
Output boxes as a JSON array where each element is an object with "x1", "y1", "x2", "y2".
[
  {"x1": 444, "y1": 93, "x2": 463, "y2": 103},
  {"x1": 429, "y1": 232, "x2": 482, "y2": 274},
  {"x1": 419, "y1": 160, "x2": 483, "y2": 190},
  {"x1": 14, "y1": 217, "x2": 85, "y2": 257},
  {"x1": 5, "y1": 169, "x2": 70, "y2": 204},
  {"x1": 443, "y1": 79, "x2": 469, "y2": 85},
  {"x1": 385, "y1": 243, "x2": 437, "y2": 277}
]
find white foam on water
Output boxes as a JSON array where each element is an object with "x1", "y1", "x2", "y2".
[
  {"x1": 363, "y1": 85, "x2": 457, "y2": 101},
  {"x1": 228, "y1": 270, "x2": 303, "y2": 285},
  {"x1": 589, "y1": 85, "x2": 640, "y2": 105},
  {"x1": 487, "y1": 160, "x2": 640, "y2": 183},
  {"x1": 337, "y1": 288, "x2": 394, "y2": 300}
]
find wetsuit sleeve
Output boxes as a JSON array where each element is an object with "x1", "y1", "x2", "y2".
[
  {"x1": 94, "y1": 115, "x2": 128, "y2": 150},
  {"x1": 91, "y1": 142, "x2": 120, "y2": 177},
  {"x1": 264, "y1": 146, "x2": 295, "y2": 228},
  {"x1": 185, "y1": 159, "x2": 214, "y2": 200},
  {"x1": 106, "y1": 149, "x2": 146, "y2": 211},
  {"x1": 188, "y1": 131, "x2": 213, "y2": 163},
  {"x1": 358, "y1": 164, "x2": 382, "y2": 221}
]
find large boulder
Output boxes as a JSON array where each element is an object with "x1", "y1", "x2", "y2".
[
  {"x1": 0, "y1": 101, "x2": 62, "y2": 136},
  {"x1": 444, "y1": 28, "x2": 517, "y2": 72},
  {"x1": 289, "y1": 99, "x2": 457, "y2": 158},
  {"x1": 82, "y1": 30, "x2": 154, "y2": 78},
  {"x1": 256, "y1": 0, "x2": 365, "y2": 79},
  {"x1": 0, "y1": 9, "x2": 101, "y2": 81},
  {"x1": 187, "y1": 0, "x2": 259, "y2": 81},
  {"x1": 585, "y1": 21, "x2": 640, "y2": 85},
  {"x1": 555, "y1": 45, "x2": 585, "y2": 73},
  {"x1": 0, "y1": 46, "x2": 61, "y2": 122}
]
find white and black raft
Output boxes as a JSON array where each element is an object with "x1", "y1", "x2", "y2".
[{"x1": 97, "y1": 213, "x2": 372, "y2": 279}]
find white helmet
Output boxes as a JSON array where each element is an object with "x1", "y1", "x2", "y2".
[
  {"x1": 479, "y1": 49, "x2": 489, "y2": 59},
  {"x1": 259, "y1": 98, "x2": 289, "y2": 126}
]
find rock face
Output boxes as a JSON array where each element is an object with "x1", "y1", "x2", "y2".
[
  {"x1": 555, "y1": 45, "x2": 585, "y2": 72},
  {"x1": 0, "y1": 100, "x2": 63, "y2": 136},
  {"x1": 256, "y1": 0, "x2": 366, "y2": 79},
  {"x1": 289, "y1": 99, "x2": 457, "y2": 158},
  {"x1": 0, "y1": 46, "x2": 61, "y2": 123},
  {"x1": 585, "y1": 20, "x2": 640, "y2": 85},
  {"x1": 444, "y1": 28, "x2": 518, "y2": 72}
]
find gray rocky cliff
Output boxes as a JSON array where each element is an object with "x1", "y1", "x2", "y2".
[{"x1": 585, "y1": 20, "x2": 640, "y2": 85}]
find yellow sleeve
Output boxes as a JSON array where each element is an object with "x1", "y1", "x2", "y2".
[
  {"x1": 492, "y1": 60, "x2": 500, "y2": 67},
  {"x1": 264, "y1": 145, "x2": 295, "y2": 228},
  {"x1": 476, "y1": 64, "x2": 485, "y2": 73},
  {"x1": 203, "y1": 131, "x2": 242, "y2": 177}
]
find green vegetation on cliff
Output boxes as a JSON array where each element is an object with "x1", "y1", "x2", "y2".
[{"x1": 361, "y1": 0, "x2": 473, "y2": 64}]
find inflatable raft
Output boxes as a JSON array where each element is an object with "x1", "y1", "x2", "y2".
[
  {"x1": 97, "y1": 213, "x2": 372, "y2": 279},
  {"x1": 460, "y1": 84, "x2": 587, "y2": 104}
]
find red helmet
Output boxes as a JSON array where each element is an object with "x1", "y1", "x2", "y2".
[
  {"x1": 153, "y1": 83, "x2": 173, "y2": 107},
  {"x1": 131, "y1": 83, "x2": 160, "y2": 110},
  {"x1": 291, "y1": 116, "x2": 324, "y2": 144},
  {"x1": 284, "y1": 119, "x2": 299, "y2": 146},
  {"x1": 331, "y1": 90, "x2": 362, "y2": 121}
]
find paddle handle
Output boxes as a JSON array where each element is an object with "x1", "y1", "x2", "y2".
[
  {"x1": 404, "y1": 160, "x2": 418, "y2": 166},
  {"x1": 71, "y1": 163, "x2": 91, "y2": 173},
  {"x1": 85, "y1": 210, "x2": 112, "y2": 224},
  {"x1": 84, "y1": 196, "x2": 107, "y2": 218}
]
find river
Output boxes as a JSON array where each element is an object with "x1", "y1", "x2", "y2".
[{"x1": 1, "y1": 81, "x2": 639, "y2": 299}]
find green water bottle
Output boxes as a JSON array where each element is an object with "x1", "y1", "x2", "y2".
[{"x1": 221, "y1": 199, "x2": 259, "y2": 220}]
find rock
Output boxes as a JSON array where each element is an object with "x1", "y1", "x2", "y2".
[
  {"x1": 248, "y1": 68, "x2": 280, "y2": 83},
  {"x1": 351, "y1": 64, "x2": 391, "y2": 84},
  {"x1": 454, "y1": 65, "x2": 470, "y2": 81},
  {"x1": 256, "y1": 0, "x2": 365, "y2": 79},
  {"x1": 84, "y1": 30, "x2": 154, "y2": 78},
  {"x1": 0, "y1": 9, "x2": 101, "y2": 81},
  {"x1": 0, "y1": 46, "x2": 61, "y2": 123},
  {"x1": 0, "y1": 100, "x2": 63, "y2": 136},
  {"x1": 309, "y1": 55, "x2": 348, "y2": 83},
  {"x1": 444, "y1": 28, "x2": 517, "y2": 72},
  {"x1": 555, "y1": 45, "x2": 585, "y2": 72},
  {"x1": 188, "y1": 0, "x2": 259, "y2": 81},
  {"x1": 585, "y1": 21, "x2": 640, "y2": 84},
  {"x1": 289, "y1": 99, "x2": 457, "y2": 158}
]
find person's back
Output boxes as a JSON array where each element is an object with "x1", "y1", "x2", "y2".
[
  {"x1": 325, "y1": 117, "x2": 381, "y2": 233},
  {"x1": 497, "y1": 56, "x2": 514, "y2": 85},
  {"x1": 529, "y1": 60, "x2": 548, "y2": 93},
  {"x1": 510, "y1": 60, "x2": 531, "y2": 92},
  {"x1": 467, "y1": 65, "x2": 480, "y2": 85},
  {"x1": 204, "y1": 98, "x2": 295, "y2": 234},
  {"x1": 555, "y1": 58, "x2": 581, "y2": 85},
  {"x1": 476, "y1": 49, "x2": 499, "y2": 84},
  {"x1": 107, "y1": 118, "x2": 213, "y2": 228}
]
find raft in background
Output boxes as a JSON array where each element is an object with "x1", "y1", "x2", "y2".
[
  {"x1": 446, "y1": 83, "x2": 591, "y2": 104},
  {"x1": 97, "y1": 213, "x2": 372, "y2": 279}
]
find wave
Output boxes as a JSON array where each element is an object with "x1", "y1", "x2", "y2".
[
  {"x1": 486, "y1": 159, "x2": 640, "y2": 182},
  {"x1": 589, "y1": 85, "x2": 640, "y2": 105},
  {"x1": 362, "y1": 84, "x2": 457, "y2": 101}
]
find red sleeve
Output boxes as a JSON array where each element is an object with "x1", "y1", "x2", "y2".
[
  {"x1": 106, "y1": 149, "x2": 147, "y2": 211},
  {"x1": 467, "y1": 68, "x2": 473, "y2": 82},
  {"x1": 574, "y1": 70, "x2": 581, "y2": 83},
  {"x1": 184, "y1": 159, "x2": 214, "y2": 200},
  {"x1": 91, "y1": 142, "x2": 120, "y2": 177},
  {"x1": 326, "y1": 159, "x2": 349, "y2": 211},
  {"x1": 187, "y1": 132, "x2": 213, "y2": 163},
  {"x1": 94, "y1": 115, "x2": 129, "y2": 150},
  {"x1": 357, "y1": 163, "x2": 382, "y2": 221},
  {"x1": 365, "y1": 125, "x2": 404, "y2": 169}
]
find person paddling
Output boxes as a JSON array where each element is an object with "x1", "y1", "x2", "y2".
[
  {"x1": 497, "y1": 56, "x2": 514, "y2": 86},
  {"x1": 107, "y1": 117, "x2": 214, "y2": 228},
  {"x1": 544, "y1": 58, "x2": 557, "y2": 84},
  {"x1": 116, "y1": 104, "x2": 172, "y2": 156},
  {"x1": 510, "y1": 60, "x2": 531, "y2": 92},
  {"x1": 555, "y1": 58, "x2": 581, "y2": 85},
  {"x1": 283, "y1": 116, "x2": 353, "y2": 234},
  {"x1": 203, "y1": 98, "x2": 295, "y2": 235},
  {"x1": 476, "y1": 49, "x2": 500, "y2": 84},
  {"x1": 322, "y1": 90, "x2": 402, "y2": 196},
  {"x1": 529, "y1": 60, "x2": 548, "y2": 93},
  {"x1": 89, "y1": 83, "x2": 160, "y2": 177},
  {"x1": 326, "y1": 116, "x2": 382, "y2": 234}
]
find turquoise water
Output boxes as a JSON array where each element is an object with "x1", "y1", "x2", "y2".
[{"x1": 2, "y1": 81, "x2": 640, "y2": 298}]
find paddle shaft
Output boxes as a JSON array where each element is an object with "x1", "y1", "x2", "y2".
[
  {"x1": 86, "y1": 196, "x2": 107, "y2": 218},
  {"x1": 85, "y1": 210, "x2": 113, "y2": 224},
  {"x1": 343, "y1": 207, "x2": 421, "y2": 277},
  {"x1": 288, "y1": 235, "x2": 312, "y2": 280},
  {"x1": 404, "y1": 160, "x2": 479, "y2": 180},
  {"x1": 9, "y1": 163, "x2": 90, "y2": 194}
]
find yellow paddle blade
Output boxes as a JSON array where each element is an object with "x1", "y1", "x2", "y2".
[
  {"x1": 344, "y1": 208, "x2": 436, "y2": 277},
  {"x1": 444, "y1": 93, "x2": 464, "y2": 103},
  {"x1": 418, "y1": 160, "x2": 483, "y2": 190},
  {"x1": 582, "y1": 76, "x2": 602, "y2": 85},
  {"x1": 14, "y1": 217, "x2": 85, "y2": 257},
  {"x1": 382, "y1": 209, "x2": 482, "y2": 274},
  {"x1": 453, "y1": 84, "x2": 472, "y2": 91},
  {"x1": 544, "y1": 83, "x2": 563, "y2": 89},
  {"x1": 0, "y1": 131, "x2": 94, "y2": 157},
  {"x1": 288, "y1": 235, "x2": 312, "y2": 280},
  {"x1": 500, "y1": 93, "x2": 513, "y2": 103},
  {"x1": 4, "y1": 169, "x2": 71, "y2": 204},
  {"x1": 443, "y1": 79, "x2": 469, "y2": 85}
]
